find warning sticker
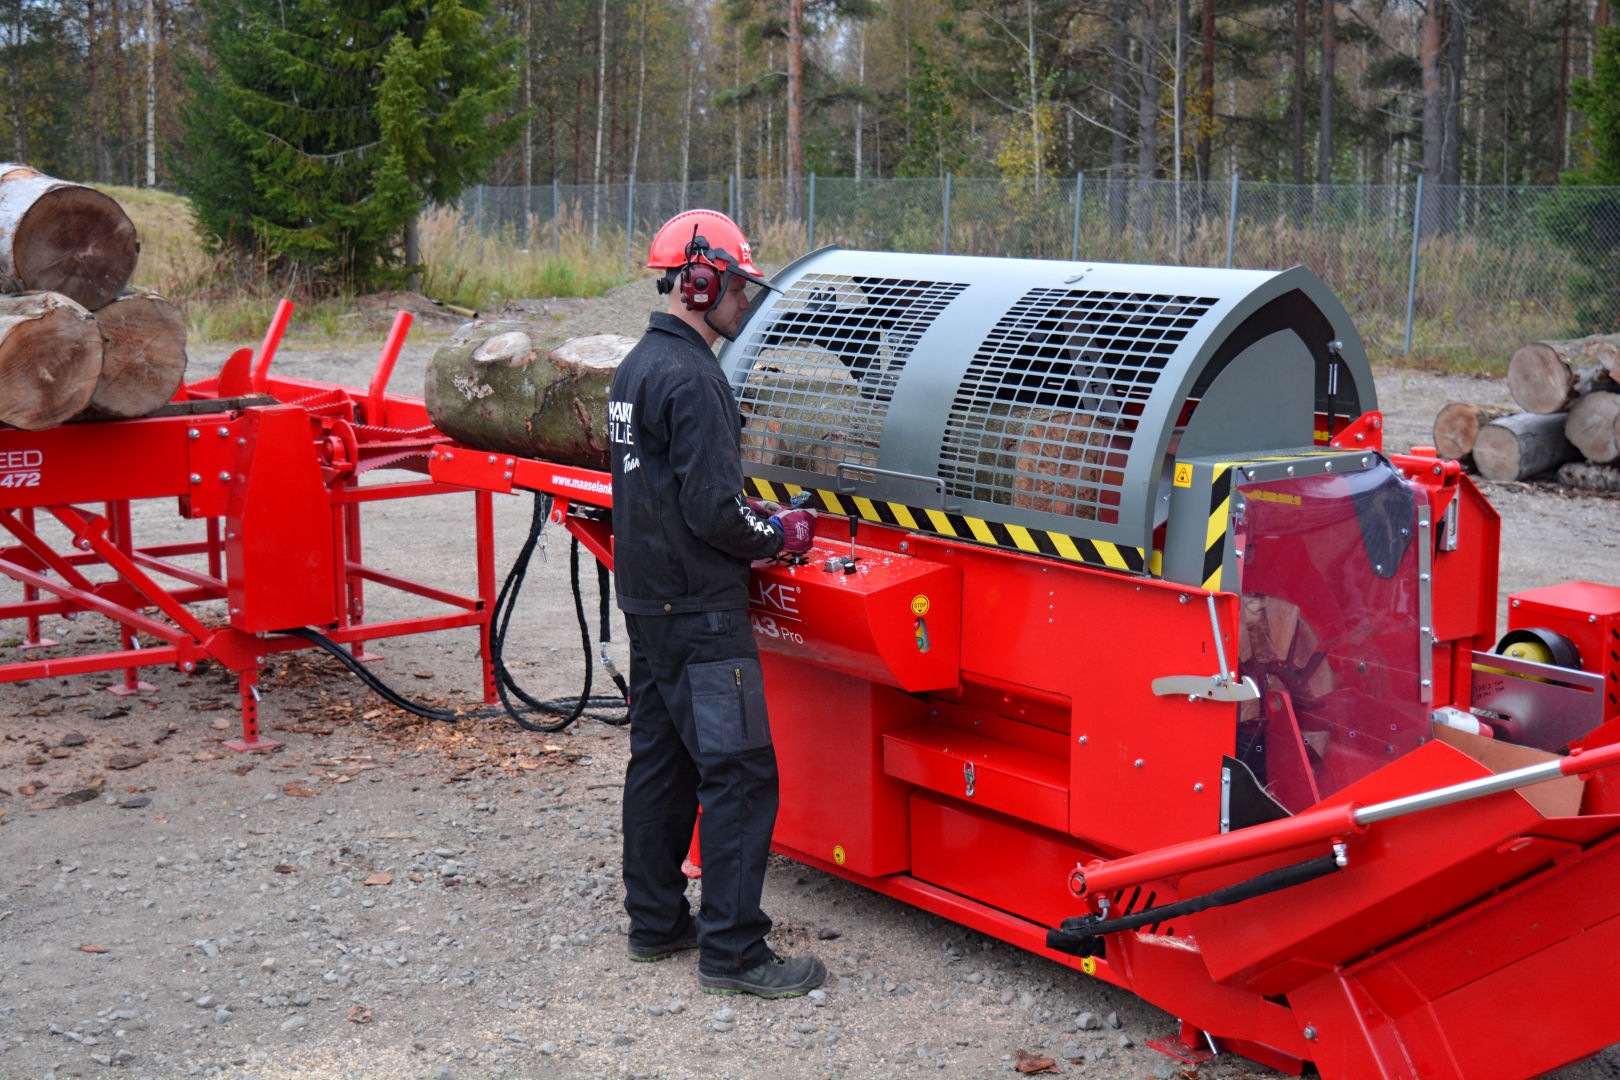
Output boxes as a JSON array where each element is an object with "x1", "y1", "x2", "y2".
[
  {"x1": 910, "y1": 595, "x2": 930, "y2": 616},
  {"x1": 1173, "y1": 463, "x2": 1194, "y2": 488}
]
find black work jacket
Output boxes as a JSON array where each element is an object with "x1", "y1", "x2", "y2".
[{"x1": 609, "y1": 312, "x2": 783, "y2": 615}]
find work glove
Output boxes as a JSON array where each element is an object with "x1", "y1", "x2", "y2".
[
  {"x1": 771, "y1": 508, "x2": 817, "y2": 554},
  {"x1": 747, "y1": 496, "x2": 782, "y2": 518}
]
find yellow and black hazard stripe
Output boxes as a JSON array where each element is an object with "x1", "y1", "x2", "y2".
[
  {"x1": 1202, "y1": 464, "x2": 1234, "y2": 592},
  {"x1": 745, "y1": 477, "x2": 1147, "y2": 575}
]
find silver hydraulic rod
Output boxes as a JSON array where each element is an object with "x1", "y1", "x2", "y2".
[{"x1": 1354, "y1": 755, "x2": 1570, "y2": 826}]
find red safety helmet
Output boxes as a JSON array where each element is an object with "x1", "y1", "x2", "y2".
[{"x1": 647, "y1": 210, "x2": 773, "y2": 336}]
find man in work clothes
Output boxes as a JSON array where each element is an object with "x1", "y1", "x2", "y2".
[{"x1": 609, "y1": 209, "x2": 823, "y2": 997}]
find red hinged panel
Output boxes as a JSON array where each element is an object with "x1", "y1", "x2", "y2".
[
  {"x1": 764, "y1": 654, "x2": 923, "y2": 877},
  {"x1": 908, "y1": 791, "x2": 1100, "y2": 928},
  {"x1": 883, "y1": 724, "x2": 1067, "y2": 832},
  {"x1": 749, "y1": 545, "x2": 960, "y2": 693},
  {"x1": 227, "y1": 407, "x2": 336, "y2": 632}
]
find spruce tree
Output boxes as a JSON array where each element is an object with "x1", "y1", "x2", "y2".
[{"x1": 179, "y1": 0, "x2": 520, "y2": 288}]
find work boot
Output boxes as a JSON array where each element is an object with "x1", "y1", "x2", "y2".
[
  {"x1": 698, "y1": 952, "x2": 827, "y2": 998},
  {"x1": 627, "y1": 927, "x2": 699, "y2": 963}
]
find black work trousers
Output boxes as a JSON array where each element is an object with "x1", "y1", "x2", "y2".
[{"x1": 621, "y1": 608, "x2": 780, "y2": 976}]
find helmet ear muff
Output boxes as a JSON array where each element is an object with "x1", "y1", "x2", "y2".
[{"x1": 681, "y1": 261, "x2": 718, "y2": 312}]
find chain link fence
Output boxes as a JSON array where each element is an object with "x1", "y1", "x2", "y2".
[{"x1": 451, "y1": 176, "x2": 1620, "y2": 364}]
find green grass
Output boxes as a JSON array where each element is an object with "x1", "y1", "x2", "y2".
[
  {"x1": 104, "y1": 189, "x2": 633, "y2": 345},
  {"x1": 416, "y1": 204, "x2": 634, "y2": 310}
]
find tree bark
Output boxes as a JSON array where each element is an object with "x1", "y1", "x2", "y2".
[
  {"x1": 1196, "y1": 0, "x2": 1213, "y2": 182},
  {"x1": 1319, "y1": 0, "x2": 1334, "y2": 183},
  {"x1": 1432, "y1": 401, "x2": 1513, "y2": 462},
  {"x1": 423, "y1": 327, "x2": 635, "y2": 470},
  {"x1": 1564, "y1": 390, "x2": 1620, "y2": 464},
  {"x1": 0, "y1": 164, "x2": 139, "y2": 311},
  {"x1": 1419, "y1": 1, "x2": 1444, "y2": 231},
  {"x1": 82, "y1": 293, "x2": 187, "y2": 419},
  {"x1": 0, "y1": 291, "x2": 104, "y2": 431},
  {"x1": 786, "y1": 0, "x2": 804, "y2": 217},
  {"x1": 1507, "y1": 339, "x2": 1620, "y2": 413},
  {"x1": 1472, "y1": 411, "x2": 1582, "y2": 481},
  {"x1": 144, "y1": 0, "x2": 156, "y2": 187},
  {"x1": 1558, "y1": 460, "x2": 1620, "y2": 493},
  {"x1": 1136, "y1": 0, "x2": 1159, "y2": 180},
  {"x1": 1292, "y1": 0, "x2": 1306, "y2": 184}
]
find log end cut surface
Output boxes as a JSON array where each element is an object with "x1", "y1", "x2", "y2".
[
  {"x1": 14, "y1": 186, "x2": 139, "y2": 311},
  {"x1": 0, "y1": 292, "x2": 103, "y2": 429},
  {"x1": 87, "y1": 294, "x2": 188, "y2": 417}
]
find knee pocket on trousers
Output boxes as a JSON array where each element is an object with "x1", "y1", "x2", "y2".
[{"x1": 688, "y1": 658, "x2": 772, "y2": 755}]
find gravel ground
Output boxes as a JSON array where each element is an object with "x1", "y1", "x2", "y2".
[{"x1": 1, "y1": 280, "x2": 1618, "y2": 1080}]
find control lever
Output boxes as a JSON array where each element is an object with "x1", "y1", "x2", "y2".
[{"x1": 822, "y1": 512, "x2": 861, "y2": 574}]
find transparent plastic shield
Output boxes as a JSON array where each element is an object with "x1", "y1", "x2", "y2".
[{"x1": 1233, "y1": 459, "x2": 1430, "y2": 813}]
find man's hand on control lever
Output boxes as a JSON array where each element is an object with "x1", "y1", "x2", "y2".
[
  {"x1": 771, "y1": 508, "x2": 817, "y2": 553},
  {"x1": 747, "y1": 496, "x2": 782, "y2": 518}
]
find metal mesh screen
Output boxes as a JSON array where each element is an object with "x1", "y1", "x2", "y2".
[
  {"x1": 735, "y1": 273, "x2": 968, "y2": 474},
  {"x1": 939, "y1": 289, "x2": 1217, "y2": 524}
]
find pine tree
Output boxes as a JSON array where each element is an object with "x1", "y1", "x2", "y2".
[{"x1": 179, "y1": 0, "x2": 520, "y2": 288}]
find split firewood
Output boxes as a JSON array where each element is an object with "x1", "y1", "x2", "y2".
[
  {"x1": 1558, "y1": 460, "x2": 1620, "y2": 494},
  {"x1": 1432, "y1": 402, "x2": 1514, "y2": 464},
  {"x1": 1564, "y1": 391, "x2": 1620, "y2": 465},
  {"x1": 1506, "y1": 339, "x2": 1619, "y2": 414},
  {"x1": 0, "y1": 291, "x2": 104, "y2": 430},
  {"x1": 1471, "y1": 411, "x2": 1582, "y2": 482},
  {"x1": 0, "y1": 163, "x2": 138, "y2": 311},
  {"x1": 1238, "y1": 593, "x2": 1333, "y2": 699},
  {"x1": 424, "y1": 325, "x2": 635, "y2": 469},
  {"x1": 80, "y1": 293, "x2": 187, "y2": 419}
]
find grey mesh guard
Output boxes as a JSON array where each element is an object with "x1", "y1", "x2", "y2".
[{"x1": 719, "y1": 249, "x2": 1375, "y2": 561}]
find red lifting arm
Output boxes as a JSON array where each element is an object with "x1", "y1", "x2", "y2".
[{"x1": 1072, "y1": 739, "x2": 1620, "y2": 900}]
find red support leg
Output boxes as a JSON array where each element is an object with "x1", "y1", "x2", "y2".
[
  {"x1": 104, "y1": 501, "x2": 154, "y2": 696},
  {"x1": 476, "y1": 490, "x2": 497, "y2": 704},
  {"x1": 223, "y1": 669, "x2": 281, "y2": 753},
  {"x1": 343, "y1": 494, "x2": 381, "y2": 661},
  {"x1": 1146, "y1": 1021, "x2": 1218, "y2": 1066},
  {"x1": 18, "y1": 507, "x2": 58, "y2": 650}
]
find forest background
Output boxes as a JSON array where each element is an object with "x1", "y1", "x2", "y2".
[{"x1": 11, "y1": 0, "x2": 1620, "y2": 360}]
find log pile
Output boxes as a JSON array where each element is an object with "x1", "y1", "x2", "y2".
[
  {"x1": 0, "y1": 164, "x2": 186, "y2": 430},
  {"x1": 1432, "y1": 334, "x2": 1620, "y2": 490}
]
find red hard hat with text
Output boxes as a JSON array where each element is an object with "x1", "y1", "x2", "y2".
[{"x1": 646, "y1": 209, "x2": 766, "y2": 284}]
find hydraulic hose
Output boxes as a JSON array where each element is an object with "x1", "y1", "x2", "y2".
[{"x1": 280, "y1": 490, "x2": 629, "y2": 731}]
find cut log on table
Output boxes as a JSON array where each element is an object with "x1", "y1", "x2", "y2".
[
  {"x1": 0, "y1": 291, "x2": 104, "y2": 430},
  {"x1": 423, "y1": 325, "x2": 635, "y2": 469},
  {"x1": 1558, "y1": 461, "x2": 1620, "y2": 494},
  {"x1": 1472, "y1": 411, "x2": 1582, "y2": 481},
  {"x1": 1432, "y1": 402, "x2": 1514, "y2": 463},
  {"x1": 1506, "y1": 339, "x2": 1619, "y2": 413},
  {"x1": 80, "y1": 294, "x2": 187, "y2": 418},
  {"x1": 0, "y1": 163, "x2": 138, "y2": 311},
  {"x1": 1564, "y1": 391, "x2": 1620, "y2": 465}
]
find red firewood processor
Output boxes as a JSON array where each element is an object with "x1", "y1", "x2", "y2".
[{"x1": 6, "y1": 252, "x2": 1619, "y2": 1078}]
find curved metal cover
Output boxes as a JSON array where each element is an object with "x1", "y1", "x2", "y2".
[{"x1": 720, "y1": 249, "x2": 1375, "y2": 565}]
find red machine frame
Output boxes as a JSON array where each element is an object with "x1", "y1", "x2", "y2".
[
  {"x1": 0, "y1": 304, "x2": 500, "y2": 750},
  {"x1": 429, "y1": 421, "x2": 1620, "y2": 1080}
]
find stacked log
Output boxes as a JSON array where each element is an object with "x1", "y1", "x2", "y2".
[
  {"x1": 1432, "y1": 334, "x2": 1620, "y2": 488},
  {"x1": 424, "y1": 324, "x2": 635, "y2": 469},
  {"x1": 0, "y1": 165, "x2": 187, "y2": 430}
]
